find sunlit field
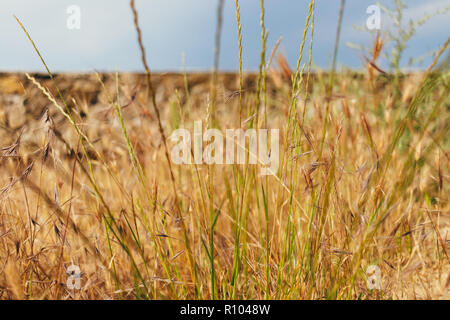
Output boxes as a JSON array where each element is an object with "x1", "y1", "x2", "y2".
[{"x1": 0, "y1": 0, "x2": 449, "y2": 300}]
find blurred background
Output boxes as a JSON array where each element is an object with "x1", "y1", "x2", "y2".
[{"x1": 1, "y1": 0, "x2": 449, "y2": 72}]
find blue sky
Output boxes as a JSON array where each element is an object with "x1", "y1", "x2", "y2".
[{"x1": 1, "y1": 0, "x2": 449, "y2": 72}]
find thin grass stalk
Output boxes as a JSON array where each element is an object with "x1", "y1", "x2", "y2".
[
  {"x1": 235, "y1": 0, "x2": 244, "y2": 127},
  {"x1": 318, "y1": 0, "x2": 345, "y2": 160}
]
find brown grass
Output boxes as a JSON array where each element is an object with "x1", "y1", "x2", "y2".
[
  {"x1": 0, "y1": 2, "x2": 448, "y2": 300},
  {"x1": 0, "y1": 67, "x2": 448, "y2": 300}
]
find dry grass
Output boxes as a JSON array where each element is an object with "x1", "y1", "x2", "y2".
[{"x1": 0, "y1": 2, "x2": 449, "y2": 300}]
